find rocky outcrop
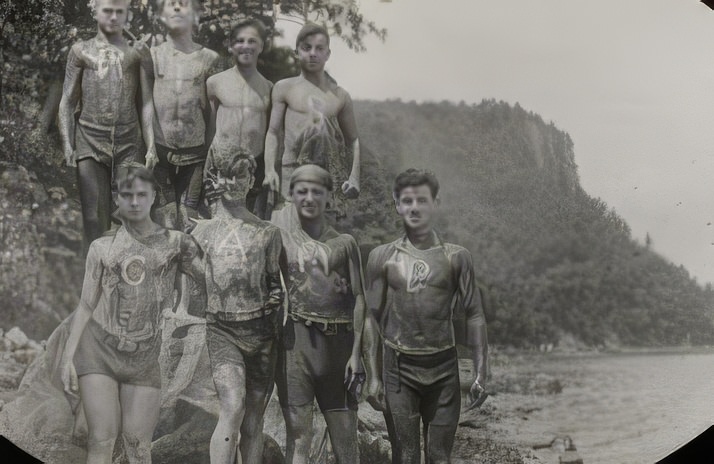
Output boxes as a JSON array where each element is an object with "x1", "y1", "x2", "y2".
[
  {"x1": 0, "y1": 313, "x2": 393, "y2": 464},
  {"x1": 0, "y1": 162, "x2": 84, "y2": 341}
]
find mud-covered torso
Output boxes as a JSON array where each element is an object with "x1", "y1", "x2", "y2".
[
  {"x1": 86, "y1": 227, "x2": 201, "y2": 344},
  {"x1": 151, "y1": 43, "x2": 218, "y2": 150},
  {"x1": 280, "y1": 223, "x2": 361, "y2": 322},
  {"x1": 208, "y1": 68, "x2": 272, "y2": 161},
  {"x1": 368, "y1": 237, "x2": 481, "y2": 354},
  {"x1": 68, "y1": 38, "x2": 151, "y2": 129},
  {"x1": 278, "y1": 79, "x2": 350, "y2": 216},
  {"x1": 192, "y1": 216, "x2": 282, "y2": 320}
]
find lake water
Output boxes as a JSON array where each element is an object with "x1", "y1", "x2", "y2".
[{"x1": 499, "y1": 350, "x2": 714, "y2": 464}]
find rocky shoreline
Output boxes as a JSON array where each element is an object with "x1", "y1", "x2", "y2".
[{"x1": 0, "y1": 324, "x2": 591, "y2": 463}]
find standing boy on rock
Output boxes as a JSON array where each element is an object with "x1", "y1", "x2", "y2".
[
  {"x1": 191, "y1": 154, "x2": 284, "y2": 464},
  {"x1": 60, "y1": 163, "x2": 207, "y2": 464},
  {"x1": 276, "y1": 164, "x2": 379, "y2": 464},
  {"x1": 59, "y1": 0, "x2": 155, "y2": 246},
  {"x1": 365, "y1": 168, "x2": 489, "y2": 464},
  {"x1": 150, "y1": 0, "x2": 218, "y2": 230},
  {"x1": 205, "y1": 18, "x2": 272, "y2": 217},
  {"x1": 263, "y1": 23, "x2": 361, "y2": 221}
]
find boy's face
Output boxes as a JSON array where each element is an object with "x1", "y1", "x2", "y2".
[
  {"x1": 296, "y1": 33, "x2": 330, "y2": 73},
  {"x1": 221, "y1": 166, "x2": 254, "y2": 202},
  {"x1": 230, "y1": 26, "x2": 264, "y2": 68},
  {"x1": 395, "y1": 184, "x2": 438, "y2": 234},
  {"x1": 291, "y1": 181, "x2": 328, "y2": 220},
  {"x1": 95, "y1": 0, "x2": 129, "y2": 36},
  {"x1": 116, "y1": 179, "x2": 156, "y2": 224},
  {"x1": 161, "y1": 0, "x2": 196, "y2": 34}
]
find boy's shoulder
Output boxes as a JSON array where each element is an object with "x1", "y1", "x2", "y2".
[
  {"x1": 273, "y1": 75, "x2": 302, "y2": 91},
  {"x1": 68, "y1": 37, "x2": 97, "y2": 59},
  {"x1": 152, "y1": 43, "x2": 218, "y2": 62},
  {"x1": 207, "y1": 66, "x2": 235, "y2": 84},
  {"x1": 370, "y1": 239, "x2": 399, "y2": 255}
]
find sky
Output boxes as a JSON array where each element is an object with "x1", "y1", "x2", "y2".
[{"x1": 275, "y1": 0, "x2": 714, "y2": 285}]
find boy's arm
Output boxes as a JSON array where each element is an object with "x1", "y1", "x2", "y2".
[
  {"x1": 263, "y1": 82, "x2": 288, "y2": 193},
  {"x1": 138, "y1": 42, "x2": 157, "y2": 169},
  {"x1": 205, "y1": 77, "x2": 218, "y2": 150},
  {"x1": 58, "y1": 45, "x2": 83, "y2": 167},
  {"x1": 60, "y1": 241, "x2": 104, "y2": 394},
  {"x1": 202, "y1": 56, "x2": 220, "y2": 148},
  {"x1": 456, "y1": 249, "x2": 489, "y2": 395},
  {"x1": 265, "y1": 228, "x2": 286, "y2": 310},
  {"x1": 361, "y1": 246, "x2": 387, "y2": 410},
  {"x1": 345, "y1": 238, "x2": 366, "y2": 375},
  {"x1": 337, "y1": 91, "x2": 360, "y2": 199}
]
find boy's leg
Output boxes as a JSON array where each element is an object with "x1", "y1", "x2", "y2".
[
  {"x1": 176, "y1": 161, "x2": 204, "y2": 230},
  {"x1": 282, "y1": 404, "x2": 314, "y2": 464},
  {"x1": 78, "y1": 373, "x2": 121, "y2": 464},
  {"x1": 276, "y1": 320, "x2": 317, "y2": 464},
  {"x1": 210, "y1": 362, "x2": 247, "y2": 464},
  {"x1": 240, "y1": 318, "x2": 279, "y2": 464},
  {"x1": 383, "y1": 345, "x2": 423, "y2": 464},
  {"x1": 420, "y1": 353, "x2": 461, "y2": 464},
  {"x1": 323, "y1": 409, "x2": 359, "y2": 464},
  {"x1": 152, "y1": 147, "x2": 179, "y2": 229},
  {"x1": 206, "y1": 320, "x2": 249, "y2": 464},
  {"x1": 77, "y1": 159, "x2": 112, "y2": 245},
  {"x1": 119, "y1": 384, "x2": 161, "y2": 464}
]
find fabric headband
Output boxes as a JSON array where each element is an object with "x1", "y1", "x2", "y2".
[{"x1": 289, "y1": 164, "x2": 333, "y2": 191}]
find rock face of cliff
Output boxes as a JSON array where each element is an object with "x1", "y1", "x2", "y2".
[{"x1": 354, "y1": 99, "x2": 714, "y2": 348}]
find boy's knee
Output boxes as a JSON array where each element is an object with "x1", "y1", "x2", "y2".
[{"x1": 283, "y1": 405, "x2": 312, "y2": 437}]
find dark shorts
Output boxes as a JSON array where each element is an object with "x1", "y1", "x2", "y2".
[
  {"x1": 276, "y1": 317, "x2": 357, "y2": 412},
  {"x1": 154, "y1": 144, "x2": 206, "y2": 210},
  {"x1": 73, "y1": 318, "x2": 161, "y2": 388},
  {"x1": 75, "y1": 121, "x2": 141, "y2": 168},
  {"x1": 206, "y1": 312, "x2": 279, "y2": 396},
  {"x1": 383, "y1": 345, "x2": 461, "y2": 426}
]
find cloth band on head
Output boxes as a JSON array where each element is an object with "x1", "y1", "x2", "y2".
[{"x1": 289, "y1": 164, "x2": 333, "y2": 191}]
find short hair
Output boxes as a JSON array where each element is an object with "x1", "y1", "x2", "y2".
[
  {"x1": 393, "y1": 168, "x2": 440, "y2": 199},
  {"x1": 115, "y1": 162, "x2": 158, "y2": 192},
  {"x1": 89, "y1": 0, "x2": 132, "y2": 14},
  {"x1": 155, "y1": 0, "x2": 202, "y2": 14},
  {"x1": 295, "y1": 22, "x2": 329, "y2": 49},
  {"x1": 230, "y1": 18, "x2": 268, "y2": 44},
  {"x1": 204, "y1": 154, "x2": 255, "y2": 203}
]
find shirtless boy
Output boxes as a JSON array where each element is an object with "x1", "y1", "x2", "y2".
[
  {"x1": 60, "y1": 163, "x2": 206, "y2": 464},
  {"x1": 151, "y1": 0, "x2": 218, "y2": 230},
  {"x1": 192, "y1": 155, "x2": 284, "y2": 464},
  {"x1": 365, "y1": 169, "x2": 489, "y2": 464},
  {"x1": 59, "y1": 0, "x2": 155, "y2": 246},
  {"x1": 276, "y1": 164, "x2": 378, "y2": 464},
  {"x1": 205, "y1": 19, "x2": 272, "y2": 217},
  {"x1": 263, "y1": 23, "x2": 360, "y2": 220}
]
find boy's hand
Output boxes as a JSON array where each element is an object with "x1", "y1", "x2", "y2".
[
  {"x1": 365, "y1": 377, "x2": 386, "y2": 411},
  {"x1": 64, "y1": 146, "x2": 77, "y2": 167},
  {"x1": 145, "y1": 146, "x2": 158, "y2": 170},
  {"x1": 263, "y1": 170, "x2": 280, "y2": 192},
  {"x1": 342, "y1": 176, "x2": 360, "y2": 199},
  {"x1": 61, "y1": 359, "x2": 78, "y2": 396},
  {"x1": 465, "y1": 379, "x2": 488, "y2": 411}
]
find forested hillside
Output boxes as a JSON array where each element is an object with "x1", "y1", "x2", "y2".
[{"x1": 352, "y1": 99, "x2": 714, "y2": 348}]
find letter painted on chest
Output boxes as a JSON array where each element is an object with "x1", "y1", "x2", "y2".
[{"x1": 407, "y1": 258, "x2": 430, "y2": 293}]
